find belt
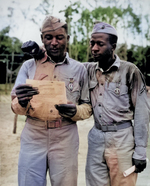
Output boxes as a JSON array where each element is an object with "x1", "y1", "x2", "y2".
[
  {"x1": 26, "y1": 117, "x2": 74, "y2": 129},
  {"x1": 95, "y1": 120, "x2": 132, "y2": 132}
]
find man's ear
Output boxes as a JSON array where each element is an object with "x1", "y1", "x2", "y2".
[
  {"x1": 41, "y1": 34, "x2": 43, "y2": 43},
  {"x1": 112, "y1": 43, "x2": 116, "y2": 51},
  {"x1": 67, "y1": 35, "x2": 70, "y2": 42}
]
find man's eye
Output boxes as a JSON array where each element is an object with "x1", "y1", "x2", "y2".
[
  {"x1": 97, "y1": 42, "x2": 104, "y2": 47},
  {"x1": 90, "y1": 41, "x2": 95, "y2": 46},
  {"x1": 56, "y1": 35, "x2": 64, "y2": 40},
  {"x1": 90, "y1": 41, "x2": 104, "y2": 47},
  {"x1": 45, "y1": 35, "x2": 53, "y2": 40}
]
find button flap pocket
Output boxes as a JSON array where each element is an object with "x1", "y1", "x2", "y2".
[{"x1": 107, "y1": 82, "x2": 128, "y2": 96}]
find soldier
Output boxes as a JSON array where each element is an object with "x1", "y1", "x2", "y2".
[
  {"x1": 11, "y1": 15, "x2": 92, "y2": 186},
  {"x1": 84, "y1": 22, "x2": 150, "y2": 186}
]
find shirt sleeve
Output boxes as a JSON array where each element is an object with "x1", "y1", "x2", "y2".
[
  {"x1": 11, "y1": 61, "x2": 29, "y2": 97},
  {"x1": 130, "y1": 67, "x2": 150, "y2": 160},
  {"x1": 71, "y1": 103, "x2": 92, "y2": 121},
  {"x1": 11, "y1": 61, "x2": 30, "y2": 115},
  {"x1": 79, "y1": 65, "x2": 91, "y2": 104},
  {"x1": 72, "y1": 64, "x2": 92, "y2": 121}
]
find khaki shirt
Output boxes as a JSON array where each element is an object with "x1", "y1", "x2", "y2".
[
  {"x1": 11, "y1": 52, "x2": 91, "y2": 122},
  {"x1": 84, "y1": 55, "x2": 150, "y2": 160}
]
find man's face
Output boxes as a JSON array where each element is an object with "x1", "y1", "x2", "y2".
[
  {"x1": 41, "y1": 27, "x2": 69, "y2": 61},
  {"x1": 90, "y1": 33, "x2": 113, "y2": 68}
]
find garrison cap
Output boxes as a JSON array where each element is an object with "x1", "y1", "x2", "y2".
[
  {"x1": 40, "y1": 15, "x2": 67, "y2": 33},
  {"x1": 92, "y1": 21, "x2": 118, "y2": 37}
]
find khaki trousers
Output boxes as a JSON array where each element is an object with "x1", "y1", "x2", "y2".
[
  {"x1": 18, "y1": 122, "x2": 79, "y2": 186},
  {"x1": 86, "y1": 126, "x2": 137, "y2": 186}
]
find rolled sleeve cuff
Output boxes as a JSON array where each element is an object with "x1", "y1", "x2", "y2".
[
  {"x1": 71, "y1": 103, "x2": 92, "y2": 121},
  {"x1": 11, "y1": 97, "x2": 30, "y2": 115},
  {"x1": 133, "y1": 146, "x2": 147, "y2": 160}
]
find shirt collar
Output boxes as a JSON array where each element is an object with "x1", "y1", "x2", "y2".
[
  {"x1": 41, "y1": 52, "x2": 69, "y2": 65},
  {"x1": 56, "y1": 52, "x2": 69, "y2": 66},
  {"x1": 95, "y1": 54, "x2": 120, "y2": 73}
]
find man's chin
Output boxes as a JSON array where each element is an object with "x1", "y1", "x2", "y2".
[
  {"x1": 50, "y1": 52, "x2": 59, "y2": 57},
  {"x1": 93, "y1": 57, "x2": 101, "y2": 62},
  {"x1": 47, "y1": 52, "x2": 59, "y2": 59}
]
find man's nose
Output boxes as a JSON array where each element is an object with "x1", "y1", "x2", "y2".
[
  {"x1": 51, "y1": 37, "x2": 58, "y2": 45},
  {"x1": 92, "y1": 44, "x2": 99, "y2": 51}
]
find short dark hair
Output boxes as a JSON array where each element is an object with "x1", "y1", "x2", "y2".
[
  {"x1": 62, "y1": 24, "x2": 68, "y2": 34},
  {"x1": 108, "y1": 34, "x2": 118, "y2": 45}
]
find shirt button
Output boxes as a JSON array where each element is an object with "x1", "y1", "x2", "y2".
[
  {"x1": 99, "y1": 115, "x2": 101, "y2": 118},
  {"x1": 99, "y1": 93, "x2": 102, "y2": 96},
  {"x1": 54, "y1": 75, "x2": 57, "y2": 78}
]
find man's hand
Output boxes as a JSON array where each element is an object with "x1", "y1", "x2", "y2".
[
  {"x1": 21, "y1": 40, "x2": 45, "y2": 60},
  {"x1": 132, "y1": 158, "x2": 146, "y2": 173},
  {"x1": 15, "y1": 84, "x2": 39, "y2": 107},
  {"x1": 55, "y1": 104, "x2": 77, "y2": 118}
]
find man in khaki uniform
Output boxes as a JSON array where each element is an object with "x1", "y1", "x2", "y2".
[
  {"x1": 84, "y1": 22, "x2": 150, "y2": 186},
  {"x1": 11, "y1": 15, "x2": 92, "y2": 186}
]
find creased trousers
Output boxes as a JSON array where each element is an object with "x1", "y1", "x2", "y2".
[
  {"x1": 86, "y1": 126, "x2": 137, "y2": 186},
  {"x1": 18, "y1": 122, "x2": 79, "y2": 186}
]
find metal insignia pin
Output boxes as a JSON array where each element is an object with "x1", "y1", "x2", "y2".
[
  {"x1": 115, "y1": 87, "x2": 120, "y2": 94},
  {"x1": 69, "y1": 78, "x2": 74, "y2": 91},
  {"x1": 69, "y1": 83, "x2": 73, "y2": 91}
]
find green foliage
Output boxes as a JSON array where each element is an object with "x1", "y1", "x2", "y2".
[
  {"x1": 61, "y1": 2, "x2": 149, "y2": 85},
  {"x1": 0, "y1": 26, "x2": 23, "y2": 54},
  {"x1": 126, "y1": 44, "x2": 150, "y2": 85},
  {"x1": 91, "y1": 6, "x2": 123, "y2": 26},
  {"x1": 127, "y1": 45, "x2": 150, "y2": 78},
  {"x1": 116, "y1": 43, "x2": 127, "y2": 61},
  {"x1": 128, "y1": 45, "x2": 146, "y2": 66},
  {"x1": 71, "y1": 42, "x2": 88, "y2": 62},
  {"x1": 60, "y1": 2, "x2": 81, "y2": 35},
  {"x1": 60, "y1": 2, "x2": 144, "y2": 62},
  {"x1": 144, "y1": 15, "x2": 150, "y2": 42},
  {"x1": 1, "y1": 0, "x2": 149, "y2": 79},
  {"x1": 122, "y1": 5, "x2": 141, "y2": 34}
]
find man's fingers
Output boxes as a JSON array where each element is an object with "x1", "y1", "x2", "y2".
[
  {"x1": 15, "y1": 84, "x2": 39, "y2": 105},
  {"x1": 15, "y1": 85, "x2": 39, "y2": 96},
  {"x1": 15, "y1": 84, "x2": 38, "y2": 90},
  {"x1": 55, "y1": 104, "x2": 59, "y2": 110},
  {"x1": 21, "y1": 41, "x2": 46, "y2": 60},
  {"x1": 21, "y1": 41, "x2": 39, "y2": 54},
  {"x1": 15, "y1": 84, "x2": 32, "y2": 89},
  {"x1": 18, "y1": 96, "x2": 32, "y2": 102},
  {"x1": 55, "y1": 104, "x2": 76, "y2": 109},
  {"x1": 55, "y1": 104, "x2": 77, "y2": 118},
  {"x1": 16, "y1": 91, "x2": 39, "y2": 98}
]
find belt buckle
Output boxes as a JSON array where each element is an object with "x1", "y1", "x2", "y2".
[
  {"x1": 46, "y1": 121, "x2": 54, "y2": 129},
  {"x1": 101, "y1": 125, "x2": 107, "y2": 132},
  {"x1": 101, "y1": 124, "x2": 117, "y2": 132},
  {"x1": 46, "y1": 119, "x2": 62, "y2": 129},
  {"x1": 112, "y1": 124, "x2": 117, "y2": 132},
  {"x1": 55, "y1": 119, "x2": 62, "y2": 128}
]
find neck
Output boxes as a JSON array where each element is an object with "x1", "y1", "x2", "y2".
[
  {"x1": 99, "y1": 55, "x2": 116, "y2": 71},
  {"x1": 48, "y1": 53, "x2": 66, "y2": 63}
]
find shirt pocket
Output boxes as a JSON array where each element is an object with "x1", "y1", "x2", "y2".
[
  {"x1": 65, "y1": 79, "x2": 81, "y2": 104},
  {"x1": 105, "y1": 82, "x2": 130, "y2": 112}
]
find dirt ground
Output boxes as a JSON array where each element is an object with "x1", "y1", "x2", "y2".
[{"x1": 0, "y1": 94, "x2": 150, "y2": 186}]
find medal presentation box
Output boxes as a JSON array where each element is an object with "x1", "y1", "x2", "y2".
[{"x1": 26, "y1": 79, "x2": 67, "y2": 121}]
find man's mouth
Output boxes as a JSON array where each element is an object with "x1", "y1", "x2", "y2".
[
  {"x1": 50, "y1": 48, "x2": 59, "y2": 53},
  {"x1": 92, "y1": 54, "x2": 100, "y2": 58}
]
